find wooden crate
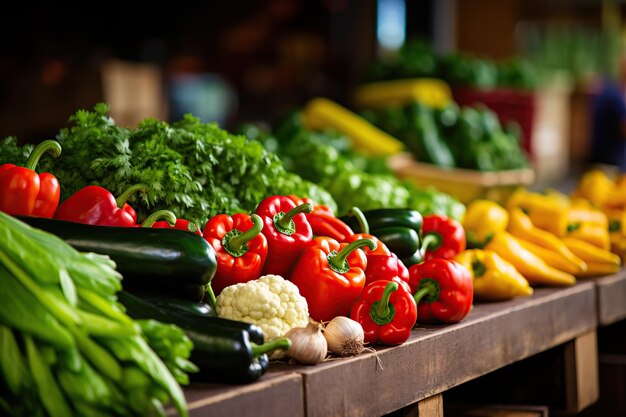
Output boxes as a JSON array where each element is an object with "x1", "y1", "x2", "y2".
[{"x1": 389, "y1": 153, "x2": 535, "y2": 204}]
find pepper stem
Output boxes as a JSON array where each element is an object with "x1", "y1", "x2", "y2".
[
  {"x1": 374, "y1": 281, "x2": 398, "y2": 322},
  {"x1": 348, "y1": 207, "x2": 369, "y2": 234},
  {"x1": 224, "y1": 214, "x2": 263, "y2": 257},
  {"x1": 421, "y1": 233, "x2": 441, "y2": 253},
  {"x1": 251, "y1": 338, "x2": 292, "y2": 357},
  {"x1": 141, "y1": 210, "x2": 177, "y2": 227},
  {"x1": 115, "y1": 184, "x2": 148, "y2": 208},
  {"x1": 413, "y1": 278, "x2": 440, "y2": 305},
  {"x1": 274, "y1": 203, "x2": 314, "y2": 235},
  {"x1": 24, "y1": 140, "x2": 62, "y2": 171},
  {"x1": 328, "y1": 238, "x2": 377, "y2": 274},
  {"x1": 471, "y1": 255, "x2": 487, "y2": 278}
]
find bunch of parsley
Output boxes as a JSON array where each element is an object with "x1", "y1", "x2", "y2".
[{"x1": 1, "y1": 104, "x2": 336, "y2": 225}]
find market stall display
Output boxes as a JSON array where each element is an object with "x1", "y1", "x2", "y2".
[{"x1": 0, "y1": 103, "x2": 624, "y2": 417}]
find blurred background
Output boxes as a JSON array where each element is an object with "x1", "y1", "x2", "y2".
[{"x1": 1, "y1": 0, "x2": 626, "y2": 181}]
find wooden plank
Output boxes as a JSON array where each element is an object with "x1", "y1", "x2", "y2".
[
  {"x1": 167, "y1": 372, "x2": 303, "y2": 417},
  {"x1": 563, "y1": 330, "x2": 599, "y2": 413},
  {"x1": 392, "y1": 394, "x2": 444, "y2": 417},
  {"x1": 294, "y1": 282, "x2": 595, "y2": 417},
  {"x1": 416, "y1": 395, "x2": 444, "y2": 417},
  {"x1": 595, "y1": 269, "x2": 626, "y2": 326}
]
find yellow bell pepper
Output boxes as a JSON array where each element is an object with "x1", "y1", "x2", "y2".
[
  {"x1": 463, "y1": 200, "x2": 508, "y2": 248},
  {"x1": 507, "y1": 189, "x2": 608, "y2": 237},
  {"x1": 572, "y1": 170, "x2": 615, "y2": 207},
  {"x1": 302, "y1": 98, "x2": 404, "y2": 156},
  {"x1": 516, "y1": 238, "x2": 586, "y2": 275},
  {"x1": 604, "y1": 208, "x2": 626, "y2": 237},
  {"x1": 542, "y1": 188, "x2": 571, "y2": 208},
  {"x1": 562, "y1": 237, "x2": 621, "y2": 265},
  {"x1": 455, "y1": 249, "x2": 532, "y2": 301},
  {"x1": 485, "y1": 232, "x2": 576, "y2": 287},
  {"x1": 567, "y1": 222, "x2": 610, "y2": 250},
  {"x1": 507, "y1": 208, "x2": 586, "y2": 271},
  {"x1": 604, "y1": 174, "x2": 626, "y2": 208}
]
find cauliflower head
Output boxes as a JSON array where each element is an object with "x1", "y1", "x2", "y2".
[{"x1": 216, "y1": 274, "x2": 309, "y2": 342}]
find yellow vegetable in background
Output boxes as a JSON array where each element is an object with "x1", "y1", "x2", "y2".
[
  {"x1": 572, "y1": 170, "x2": 614, "y2": 207},
  {"x1": 567, "y1": 223, "x2": 610, "y2": 251},
  {"x1": 455, "y1": 249, "x2": 532, "y2": 301},
  {"x1": 507, "y1": 208, "x2": 586, "y2": 272},
  {"x1": 516, "y1": 238, "x2": 586, "y2": 275},
  {"x1": 302, "y1": 98, "x2": 404, "y2": 156},
  {"x1": 562, "y1": 237, "x2": 621, "y2": 266},
  {"x1": 353, "y1": 78, "x2": 452, "y2": 109},
  {"x1": 575, "y1": 262, "x2": 620, "y2": 278},
  {"x1": 485, "y1": 232, "x2": 576, "y2": 287},
  {"x1": 463, "y1": 200, "x2": 508, "y2": 247}
]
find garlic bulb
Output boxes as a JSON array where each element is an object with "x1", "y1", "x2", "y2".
[
  {"x1": 324, "y1": 316, "x2": 364, "y2": 357},
  {"x1": 285, "y1": 322, "x2": 327, "y2": 365}
]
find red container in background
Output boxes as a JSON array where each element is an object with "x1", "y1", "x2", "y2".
[{"x1": 452, "y1": 88, "x2": 536, "y2": 155}]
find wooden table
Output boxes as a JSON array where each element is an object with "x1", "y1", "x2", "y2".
[
  {"x1": 594, "y1": 269, "x2": 626, "y2": 326},
  {"x1": 173, "y1": 282, "x2": 598, "y2": 417}
]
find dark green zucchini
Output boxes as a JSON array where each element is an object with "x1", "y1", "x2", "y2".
[
  {"x1": 119, "y1": 292, "x2": 286, "y2": 383},
  {"x1": 134, "y1": 294, "x2": 266, "y2": 345},
  {"x1": 124, "y1": 284, "x2": 206, "y2": 303},
  {"x1": 18, "y1": 216, "x2": 217, "y2": 287}
]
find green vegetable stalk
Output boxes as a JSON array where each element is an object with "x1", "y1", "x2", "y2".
[{"x1": 0, "y1": 212, "x2": 193, "y2": 417}]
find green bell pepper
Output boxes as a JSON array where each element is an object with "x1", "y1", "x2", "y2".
[{"x1": 340, "y1": 208, "x2": 424, "y2": 266}]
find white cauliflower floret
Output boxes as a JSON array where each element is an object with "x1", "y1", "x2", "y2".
[{"x1": 216, "y1": 274, "x2": 309, "y2": 347}]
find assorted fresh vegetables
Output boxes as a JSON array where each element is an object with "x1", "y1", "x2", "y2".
[
  {"x1": 0, "y1": 94, "x2": 623, "y2": 416},
  {"x1": 0, "y1": 104, "x2": 336, "y2": 226}
]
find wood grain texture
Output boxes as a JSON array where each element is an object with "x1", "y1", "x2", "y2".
[
  {"x1": 595, "y1": 269, "x2": 626, "y2": 326},
  {"x1": 292, "y1": 282, "x2": 596, "y2": 417},
  {"x1": 166, "y1": 372, "x2": 303, "y2": 417},
  {"x1": 564, "y1": 331, "x2": 599, "y2": 413}
]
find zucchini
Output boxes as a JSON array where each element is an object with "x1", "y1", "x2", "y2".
[
  {"x1": 18, "y1": 216, "x2": 217, "y2": 287},
  {"x1": 132, "y1": 294, "x2": 265, "y2": 345},
  {"x1": 118, "y1": 292, "x2": 280, "y2": 383},
  {"x1": 124, "y1": 284, "x2": 206, "y2": 303}
]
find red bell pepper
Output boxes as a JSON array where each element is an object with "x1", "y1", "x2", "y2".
[
  {"x1": 287, "y1": 195, "x2": 354, "y2": 241},
  {"x1": 203, "y1": 213, "x2": 268, "y2": 295},
  {"x1": 0, "y1": 140, "x2": 62, "y2": 217},
  {"x1": 114, "y1": 184, "x2": 147, "y2": 223},
  {"x1": 350, "y1": 280, "x2": 417, "y2": 345},
  {"x1": 255, "y1": 196, "x2": 314, "y2": 277},
  {"x1": 365, "y1": 253, "x2": 410, "y2": 291},
  {"x1": 421, "y1": 214, "x2": 466, "y2": 261},
  {"x1": 290, "y1": 236, "x2": 376, "y2": 322},
  {"x1": 54, "y1": 184, "x2": 146, "y2": 227},
  {"x1": 408, "y1": 259, "x2": 473, "y2": 324}
]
